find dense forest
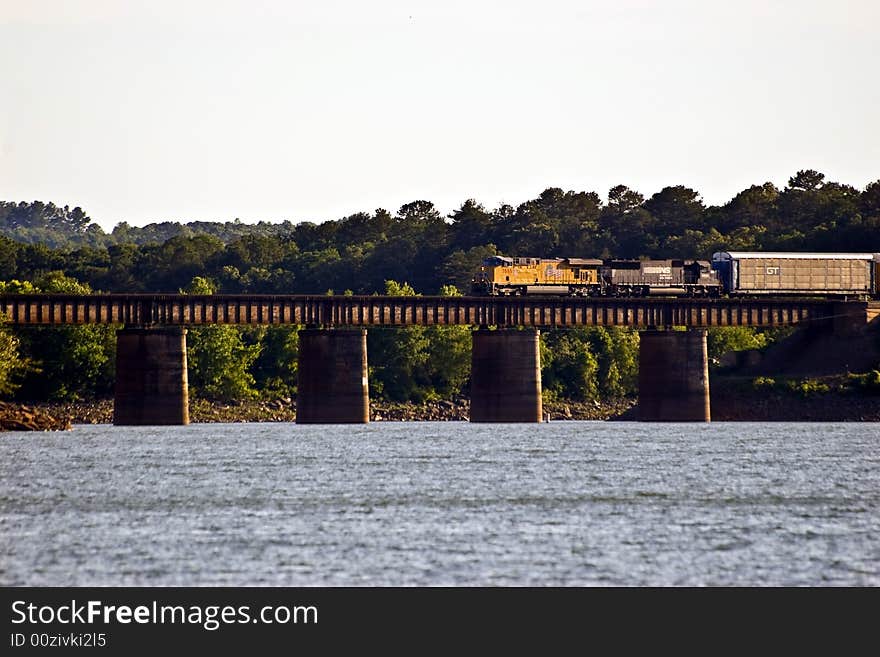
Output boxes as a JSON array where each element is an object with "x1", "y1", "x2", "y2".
[{"x1": 0, "y1": 169, "x2": 877, "y2": 405}]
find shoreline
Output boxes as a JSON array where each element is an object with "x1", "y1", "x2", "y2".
[
  {"x1": 2, "y1": 383, "x2": 878, "y2": 430},
  {"x1": 24, "y1": 397, "x2": 639, "y2": 426},
  {"x1": 708, "y1": 376, "x2": 880, "y2": 422}
]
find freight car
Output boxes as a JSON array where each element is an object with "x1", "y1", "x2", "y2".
[
  {"x1": 471, "y1": 256, "x2": 721, "y2": 296},
  {"x1": 711, "y1": 252, "x2": 880, "y2": 298}
]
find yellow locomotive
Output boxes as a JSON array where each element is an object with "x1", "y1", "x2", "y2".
[{"x1": 471, "y1": 256, "x2": 603, "y2": 296}]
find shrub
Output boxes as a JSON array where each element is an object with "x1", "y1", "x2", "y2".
[
  {"x1": 785, "y1": 378, "x2": 831, "y2": 397},
  {"x1": 752, "y1": 376, "x2": 776, "y2": 390},
  {"x1": 846, "y1": 370, "x2": 880, "y2": 395}
]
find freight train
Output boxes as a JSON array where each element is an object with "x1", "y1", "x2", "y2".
[{"x1": 470, "y1": 252, "x2": 880, "y2": 299}]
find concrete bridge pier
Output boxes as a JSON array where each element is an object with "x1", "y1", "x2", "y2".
[
  {"x1": 639, "y1": 329, "x2": 710, "y2": 422},
  {"x1": 114, "y1": 327, "x2": 189, "y2": 425},
  {"x1": 830, "y1": 301, "x2": 871, "y2": 337},
  {"x1": 470, "y1": 328, "x2": 543, "y2": 422},
  {"x1": 296, "y1": 328, "x2": 369, "y2": 423}
]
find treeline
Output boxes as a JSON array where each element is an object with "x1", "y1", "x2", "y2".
[
  {"x1": 0, "y1": 202, "x2": 294, "y2": 249},
  {"x1": 0, "y1": 169, "x2": 875, "y2": 404},
  {"x1": 1, "y1": 169, "x2": 878, "y2": 297}
]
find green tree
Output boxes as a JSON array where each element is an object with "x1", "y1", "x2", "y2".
[
  {"x1": 706, "y1": 327, "x2": 769, "y2": 365},
  {"x1": 540, "y1": 327, "x2": 639, "y2": 401},
  {"x1": 774, "y1": 170, "x2": 862, "y2": 242},
  {"x1": 0, "y1": 315, "x2": 34, "y2": 397},
  {"x1": 183, "y1": 277, "x2": 261, "y2": 401},
  {"x1": 860, "y1": 180, "x2": 880, "y2": 217},
  {"x1": 367, "y1": 280, "x2": 432, "y2": 401},
  {"x1": 788, "y1": 169, "x2": 825, "y2": 191},
  {"x1": 140, "y1": 234, "x2": 225, "y2": 291},
  {"x1": 714, "y1": 182, "x2": 779, "y2": 233},
  {"x1": 449, "y1": 199, "x2": 495, "y2": 251},
  {"x1": 644, "y1": 185, "x2": 705, "y2": 239},
  {"x1": 0, "y1": 236, "x2": 18, "y2": 279},
  {"x1": 441, "y1": 245, "x2": 498, "y2": 294},
  {"x1": 250, "y1": 326, "x2": 300, "y2": 399},
  {"x1": 224, "y1": 234, "x2": 287, "y2": 272},
  {"x1": 8, "y1": 273, "x2": 116, "y2": 401},
  {"x1": 587, "y1": 327, "x2": 639, "y2": 398},
  {"x1": 0, "y1": 279, "x2": 39, "y2": 294},
  {"x1": 423, "y1": 285, "x2": 472, "y2": 398},
  {"x1": 541, "y1": 329, "x2": 599, "y2": 401},
  {"x1": 599, "y1": 185, "x2": 657, "y2": 257}
]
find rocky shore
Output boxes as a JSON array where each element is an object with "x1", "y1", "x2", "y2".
[
  {"x1": 19, "y1": 396, "x2": 638, "y2": 425},
  {"x1": 3, "y1": 385, "x2": 876, "y2": 430},
  {"x1": 0, "y1": 401, "x2": 72, "y2": 431}
]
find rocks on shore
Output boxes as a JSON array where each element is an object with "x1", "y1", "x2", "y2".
[
  {"x1": 545, "y1": 398, "x2": 637, "y2": 421},
  {"x1": 14, "y1": 396, "x2": 639, "y2": 425},
  {"x1": 0, "y1": 401, "x2": 72, "y2": 432},
  {"x1": 371, "y1": 399, "x2": 470, "y2": 422},
  {"x1": 13, "y1": 386, "x2": 876, "y2": 424}
]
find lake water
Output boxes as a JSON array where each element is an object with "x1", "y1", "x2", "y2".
[{"x1": 1, "y1": 422, "x2": 877, "y2": 586}]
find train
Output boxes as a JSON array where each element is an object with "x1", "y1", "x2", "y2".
[{"x1": 470, "y1": 252, "x2": 880, "y2": 299}]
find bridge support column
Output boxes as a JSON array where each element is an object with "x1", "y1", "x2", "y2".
[
  {"x1": 470, "y1": 328, "x2": 543, "y2": 423},
  {"x1": 639, "y1": 329, "x2": 710, "y2": 422},
  {"x1": 114, "y1": 327, "x2": 189, "y2": 425},
  {"x1": 831, "y1": 301, "x2": 869, "y2": 337},
  {"x1": 296, "y1": 329, "x2": 369, "y2": 423}
]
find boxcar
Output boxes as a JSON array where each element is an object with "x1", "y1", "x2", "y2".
[{"x1": 711, "y1": 252, "x2": 878, "y2": 297}]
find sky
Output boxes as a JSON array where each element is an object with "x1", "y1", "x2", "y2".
[{"x1": 1, "y1": 0, "x2": 878, "y2": 230}]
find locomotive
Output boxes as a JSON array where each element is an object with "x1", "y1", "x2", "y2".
[{"x1": 471, "y1": 252, "x2": 880, "y2": 298}]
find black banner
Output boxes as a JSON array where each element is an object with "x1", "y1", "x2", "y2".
[{"x1": 0, "y1": 587, "x2": 872, "y2": 652}]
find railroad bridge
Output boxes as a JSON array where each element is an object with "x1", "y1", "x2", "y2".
[{"x1": 0, "y1": 294, "x2": 873, "y2": 425}]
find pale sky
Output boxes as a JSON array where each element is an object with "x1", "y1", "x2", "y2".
[{"x1": 1, "y1": 0, "x2": 878, "y2": 230}]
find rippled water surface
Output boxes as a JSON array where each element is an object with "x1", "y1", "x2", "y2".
[{"x1": 1, "y1": 422, "x2": 878, "y2": 586}]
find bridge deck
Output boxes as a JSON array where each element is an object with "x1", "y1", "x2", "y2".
[{"x1": 0, "y1": 294, "x2": 850, "y2": 328}]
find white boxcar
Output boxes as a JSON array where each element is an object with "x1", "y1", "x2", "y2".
[{"x1": 711, "y1": 252, "x2": 878, "y2": 296}]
